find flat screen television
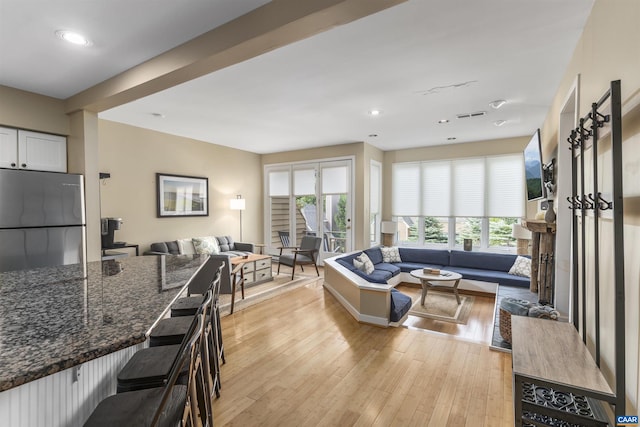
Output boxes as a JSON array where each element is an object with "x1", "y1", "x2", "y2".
[{"x1": 523, "y1": 129, "x2": 545, "y2": 201}]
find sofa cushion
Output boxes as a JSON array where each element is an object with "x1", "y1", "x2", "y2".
[
  {"x1": 449, "y1": 250, "x2": 518, "y2": 272},
  {"x1": 353, "y1": 268, "x2": 392, "y2": 284},
  {"x1": 398, "y1": 248, "x2": 450, "y2": 265},
  {"x1": 354, "y1": 253, "x2": 375, "y2": 274},
  {"x1": 395, "y1": 262, "x2": 445, "y2": 274},
  {"x1": 446, "y1": 266, "x2": 529, "y2": 288},
  {"x1": 358, "y1": 270, "x2": 393, "y2": 284},
  {"x1": 150, "y1": 242, "x2": 169, "y2": 254},
  {"x1": 390, "y1": 289, "x2": 412, "y2": 322},
  {"x1": 177, "y1": 238, "x2": 196, "y2": 255},
  {"x1": 363, "y1": 247, "x2": 383, "y2": 265},
  {"x1": 216, "y1": 236, "x2": 235, "y2": 252},
  {"x1": 374, "y1": 262, "x2": 401, "y2": 277},
  {"x1": 165, "y1": 241, "x2": 180, "y2": 255},
  {"x1": 336, "y1": 258, "x2": 358, "y2": 272},
  {"x1": 508, "y1": 256, "x2": 531, "y2": 277},
  {"x1": 380, "y1": 246, "x2": 402, "y2": 263},
  {"x1": 192, "y1": 236, "x2": 220, "y2": 255}
]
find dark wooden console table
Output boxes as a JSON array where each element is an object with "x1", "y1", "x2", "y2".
[{"x1": 511, "y1": 316, "x2": 614, "y2": 426}]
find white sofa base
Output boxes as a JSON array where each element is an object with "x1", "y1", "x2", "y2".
[{"x1": 323, "y1": 254, "x2": 498, "y2": 328}]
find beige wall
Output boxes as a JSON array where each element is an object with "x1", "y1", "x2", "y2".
[
  {"x1": 539, "y1": 0, "x2": 640, "y2": 414},
  {"x1": 0, "y1": 85, "x2": 69, "y2": 135},
  {"x1": 382, "y1": 135, "x2": 532, "y2": 220},
  {"x1": 98, "y1": 120, "x2": 262, "y2": 253}
]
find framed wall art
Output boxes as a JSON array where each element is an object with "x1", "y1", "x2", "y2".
[{"x1": 156, "y1": 173, "x2": 208, "y2": 217}]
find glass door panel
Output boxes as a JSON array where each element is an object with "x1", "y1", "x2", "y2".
[
  {"x1": 267, "y1": 169, "x2": 290, "y2": 251},
  {"x1": 320, "y1": 162, "x2": 351, "y2": 258},
  {"x1": 265, "y1": 159, "x2": 353, "y2": 260},
  {"x1": 293, "y1": 167, "x2": 317, "y2": 246}
]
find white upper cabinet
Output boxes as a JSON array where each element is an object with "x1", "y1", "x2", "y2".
[
  {"x1": 0, "y1": 127, "x2": 18, "y2": 169},
  {"x1": 0, "y1": 127, "x2": 67, "y2": 173}
]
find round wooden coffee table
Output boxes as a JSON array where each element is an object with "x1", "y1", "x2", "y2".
[{"x1": 410, "y1": 269, "x2": 463, "y2": 306}]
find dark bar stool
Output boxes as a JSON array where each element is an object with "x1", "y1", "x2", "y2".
[
  {"x1": 170, "y1": 263, "x2": 226, "y2": 367},
  {"x1": 84, "y1": 314, "x2": 209, "y2": 427},
  {"x1": 149, "y1": 263, "x2": 224, "y2": 398},
  {"x1": 116, "y1": 290, "x2": 213, "y2": 394},
  {"x1": 151, "y1": 262, "x2": 224, "y2": 347}
]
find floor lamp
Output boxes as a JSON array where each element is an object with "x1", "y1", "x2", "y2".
[{"x1": 230, "y1": 194, "x2": 245, "y2": 241}]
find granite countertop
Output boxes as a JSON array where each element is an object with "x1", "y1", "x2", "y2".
[{"x1": 0, "y1": 254, "x2": 208, "y2": 392}]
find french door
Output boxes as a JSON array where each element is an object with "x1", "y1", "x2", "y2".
[{"x1": 265, "y1": 158, "x2": 353, "y2": 261}]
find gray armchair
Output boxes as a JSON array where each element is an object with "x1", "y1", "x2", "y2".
[{"x1": 277, "y1": 235, "x2": 322, "y2": 280}]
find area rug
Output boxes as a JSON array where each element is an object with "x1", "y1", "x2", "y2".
[
  {"x1": 408, "y1": 291, "x2": 474, "y2": 324},
  {"x1": 218, "y1": 273, "x2": 320, "y2": 316}
]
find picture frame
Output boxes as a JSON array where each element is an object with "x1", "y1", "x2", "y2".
[{"x1": 156, "y1": 173, "x2": 208, "y2": 217}]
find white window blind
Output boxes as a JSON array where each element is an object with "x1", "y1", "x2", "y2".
[
  {"x1": 487, "y1": 154, "x2": 524, "y2": 217},
  {"x1": 392, "y1": 155, "x2": 524, "y2": 218},
  {"x1": 269, "y1": 170, "x2": 289, "y2": 196},
  {"x1": 422, "y1": 160, "x2": 451, "y2": 216},
  {"x1": 452, "y1": 158, "x2": 485, "y2": 217},
  {"x1": 294, "y1": 169, "x2": 316, "y2": 195},
  {"x1": 321, "y1": 166, "x2": 348, "y2": 194},
  {"x1": 370, "y1": 162, "x2": 381, "y2": 214},
  {"x1": 392, "y1": 162, "x2": 420, "y2": 216}
]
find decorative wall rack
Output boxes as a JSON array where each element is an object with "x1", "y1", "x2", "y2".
[{"x1": 568, "y1": 79, "x2": 626, "y2": 419}]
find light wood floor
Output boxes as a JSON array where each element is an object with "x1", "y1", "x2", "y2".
[
  {"x1": 213, "y1": 276, "x2": 513, "y2": 426},
  {"x1": 397, "y1": 284, "x2": 498, "y2": 345}
]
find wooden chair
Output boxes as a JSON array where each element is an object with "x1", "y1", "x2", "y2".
[
  {"x1": 278, "y1": 230, "x2": 291, "y2": 248},
  {"x1": 277, "y1": 235, "x2": 322, "y2": 280}
]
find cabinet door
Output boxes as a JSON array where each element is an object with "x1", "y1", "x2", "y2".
[
  {"x1": 18, "y1": 130, "x2": 67, "y2": 172},
  {"x1": 0, "y1": 127, "x2": 18, "y2": 169}
]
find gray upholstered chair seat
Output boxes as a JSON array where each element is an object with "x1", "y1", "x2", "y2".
[{"x1": 277, "y1": 235, "x2": 322, "y2": 280}]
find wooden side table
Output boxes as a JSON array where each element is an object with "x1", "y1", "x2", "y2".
[
  {"x1": 409, "y1": 269, "x2": 463, "y2": 305},
  {"x1": 229, "y1": 254, "x2": 272, "y2": 314}
]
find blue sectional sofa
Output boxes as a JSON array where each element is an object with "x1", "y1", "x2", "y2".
[
  {"x1": 335, "y1": 247, "x2": 529, "y2": 288},
  {"x1": 323, "y1": 246, "x2": 530, "y2": 327}
]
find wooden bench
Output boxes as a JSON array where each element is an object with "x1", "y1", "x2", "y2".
[{"x1": 511, "y1": 316, "x2": 616, "y2": 426}]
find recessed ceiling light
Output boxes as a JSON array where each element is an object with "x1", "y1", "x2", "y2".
[
  {"x1": 368, "y1": 110, "x2": 381, "y2": 116},
  {"x1": 447, "y1": 137, "x2": 457, "y2": 141},
  {"x1": 494, "y1": 120, "x2": 507, "y2": 127},
  {"x1": 55, "y1": 30, "x2": 92, "y2": 46},
  {"x1": 489, "y1": 99, "x2": 507, "y2": 109},
  {"x1": 437, "y1": 119, "x2": 449, "y2": 124}
]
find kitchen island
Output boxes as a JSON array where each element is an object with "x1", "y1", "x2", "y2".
[{"x1": 0, "y1": 254, "x2": 208, "y2": 426}]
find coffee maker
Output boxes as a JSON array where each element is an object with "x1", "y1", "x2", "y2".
[{"x1": 101, "y1": 217, "x2": 124, "y2": 249}]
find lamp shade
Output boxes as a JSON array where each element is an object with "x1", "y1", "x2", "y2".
[
  {"x1": 381, "y1": 221, "x2": 396, "y2": 234},
  {"x1": 229, "y1": 195, "x2": 245, "y2": 210},
  {"x1": 511, "y1": 223, "x2": 532, "y2": 240}
]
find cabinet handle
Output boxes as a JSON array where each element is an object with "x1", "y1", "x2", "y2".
[
  {"x1": 21, "y1": 164, "x2": 26, "y2": 168},
  {"x1": 11, "y1": 163, "x2": 16, "y2": 167}
]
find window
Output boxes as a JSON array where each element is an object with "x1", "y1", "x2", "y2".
[
  {"x1": 370, "y1": 161, "x2": 381, "y2": 246},
  {"x1": 391, "y1": 154, "x2": 523, "y2": 252}
]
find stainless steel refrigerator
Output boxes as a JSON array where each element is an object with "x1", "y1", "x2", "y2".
[{"x1": 0, "y1": 169, "x2": 86, "y2": 272}]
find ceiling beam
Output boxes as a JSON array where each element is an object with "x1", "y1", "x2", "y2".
[{"x1": 65, "y1": 0, "x2": 406, "y2": 114}]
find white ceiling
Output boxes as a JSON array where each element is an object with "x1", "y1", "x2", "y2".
[{"x1": 0, "y1": 0, "x2": 594, "y2": 154}]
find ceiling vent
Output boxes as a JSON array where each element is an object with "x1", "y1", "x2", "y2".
[{"x1": 456, "y1": 111, "x2": 487, "y2": 119}]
